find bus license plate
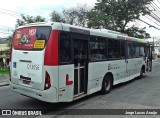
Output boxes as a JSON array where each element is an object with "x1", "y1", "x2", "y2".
[{"x1": 23, "y1": 80, "x2": 30, "y2": 85}]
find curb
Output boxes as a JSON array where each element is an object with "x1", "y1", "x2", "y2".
[
  {"x1": 0, "y1": 74, "x2": 10, "y2": 87},
  {"x1": 0, "y1": 82, "x2": 10, "y2": 87}
]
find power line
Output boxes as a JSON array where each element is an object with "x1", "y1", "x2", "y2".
[
  {"x1": 146, "y1": 0, "x2": 160, "y2": 29},
  {"x1": 149, "y1": 2, "x2": 160, "y2": 17},
  {"x1": 0, "y1": 8, "x2": 32, "y2": 17},
  {"x1": 0, "y1": 11, "x2": 21, "y2": 17},
  {"x1": 144, "y1": 15, "x2": 160, "y2": 27},
  {"x1": 150, "y1": 12, "x2": 160, "y2": 23},
  {"x1": 139, "y1": 19, "x2": 160, "y2": 30},
  {"x1": 152, "y1": 2, "x2": 160, "y2": 13},
  {"x1": 150, "y1": 3, "x2": 160, "y2": 16},
  {"x1": 0, "y1": 8, "x2": 22, "y2": 15},
  {"x1": 157, "y1": 0, "x2": 160, "y2": 4}
]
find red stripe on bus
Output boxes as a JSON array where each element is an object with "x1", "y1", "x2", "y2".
[{"x1": 44, "y1": 30, "x2": 59, "y2": 66}]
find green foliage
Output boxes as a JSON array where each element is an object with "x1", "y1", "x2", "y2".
[
  {"x1": 50, "y1": 10, "x2": 62, "y2": 22},
  {"x1": 50, "y1": 4, "x2": 90, "y2": 27},
  {"x1": 14, "y1": 1, "x2": 153, "y2": 39},
  {"x1": 87, "y1": 0, "x2": 153, "y2": 38},
  {"x1": 125, "y1": 26, "x2": 151, "y2": 38},
  {"x1": 0, "y1": 35, "x2": 13, "y2": 58},
  {"x1": 6, "y1": 35, "x2": 13, "y2": 47},
  {"x1": 0, "y1": 69, "x2": 9, "y2": 75},
  {"x1": 16, "y1": 14, "x2": 46, "y2": 27}
]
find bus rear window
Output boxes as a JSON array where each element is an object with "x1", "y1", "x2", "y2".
[{"x1": 13, "y1": 26, "x2": 51, "y2": 50}]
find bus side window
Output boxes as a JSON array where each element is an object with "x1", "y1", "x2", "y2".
[
  {"x1": 120, "y1": 41, "x2": 125, "y2": 59},
  {"x1": 144, "y1": 46, "x2": 149, "y2": 57},
  {"x1": 90, "y1": 37, "x2": 107, "y2": 61},
  {"x1": 108, "y1": 39, "x2": 120, "y2": 59},
  {"x1": 132, "y1": 42, "x2": 139, "y2": 58},
  {"x1": 59, "y1": 32, "x2": 71, "y2": 63},
  {"x1": 139, "y1": 43, "x2": 145, "y2": 57},
  {"x1": 127, "y1": 43, "x2": 132, "y2": 58}
]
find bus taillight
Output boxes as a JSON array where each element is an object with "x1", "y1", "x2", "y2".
[{"x1": 44, "y1": 72, "x2": 51, "y2": 90}]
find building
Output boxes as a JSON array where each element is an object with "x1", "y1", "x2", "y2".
[{"x1": 154, "y1": 39, "x2": 160, "y2": 55}]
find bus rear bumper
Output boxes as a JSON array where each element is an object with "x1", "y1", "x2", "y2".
[{"x1": 10, "y1": 82, "x2": 58, "y2": 103}]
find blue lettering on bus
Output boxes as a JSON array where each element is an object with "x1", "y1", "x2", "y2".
[{"x1": 13, "y1": 62, "x2": 17, "y2": 68}]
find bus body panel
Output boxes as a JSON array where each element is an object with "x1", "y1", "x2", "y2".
[
  {"x1": 10, "y1": 24, "x2": 62, "y2": 96},
  {"x1": 58, "y1": 65, "x2": 74, "y2": 102},
  {"x1": 10, "y1": 82, "x2": 58, "y2": 103},
  {"x1": 127, "y1": 58, "x2": 143, "y2": 76},
  {"x1": 11, "y1": 49, "x2": 45, "y2": 90},
  {"x1": 88, "y1": 60, "x2": 127, "y2": 94}
]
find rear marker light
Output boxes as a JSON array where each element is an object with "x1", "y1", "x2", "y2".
[{"x1": 66, "y1": 74, "x2": 73, "y2": 86}]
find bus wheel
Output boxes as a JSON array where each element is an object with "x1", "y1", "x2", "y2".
[
  {"x1": 139, "y1": 69, "x2": 144, "y2": 79},
  {"x1": 101, "y1": 74, "x2": 113, "y2": 94}
]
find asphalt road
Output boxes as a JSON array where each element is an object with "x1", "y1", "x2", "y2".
[{"x1": 0, "y1": 61, "x2": 160, "y2": 117}]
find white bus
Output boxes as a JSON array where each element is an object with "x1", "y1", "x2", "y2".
[{"x1": 9, "y1": 22, "x2": 152, "y2": 103}]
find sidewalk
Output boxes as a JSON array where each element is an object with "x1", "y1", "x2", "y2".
[{"x1": 0, "y1": 74, "x2": 10, "y2": 87}]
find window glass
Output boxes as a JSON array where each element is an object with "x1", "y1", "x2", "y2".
[
  {"x1": 36, "y1": 26, "x2": 51, "y2": 41},
  {"x1": 120, "y1": 41, "x2": 125, "y2": 58},
  {"x1": 90, "y1": 37, "x2": 107, "y2": 61},
  {"x1": 127, "y1": 43, "x2": 132, "y2": 58},
  {"x1": 59, "y1": 32, "x2": 71, "y2": 63},
  {"x1": 139, "y1": 44, "x2": 145, "y2": 57},
  {"x1": 132, "y1": 42, "x2": 139, "y2": 58},
  {"x1": 144, "y1": 45, "x2": 149, "y2": 57},
  {"x1": 13, "y1": 26, "x2": 51, "y2": 50},
  {"x1": 108, "y1": 39, "x2": 121, "y2": 59}
]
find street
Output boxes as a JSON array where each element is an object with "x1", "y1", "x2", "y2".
[{"x1": 1, "y1": 61, "x2": 160, "y2": 117}]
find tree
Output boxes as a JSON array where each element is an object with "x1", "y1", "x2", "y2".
[
  {"x1": 50, "y1": 10, "x2": 62, "y2": 22},
  {"x1": 87, "y1": 0, "x2": 153, "y2": 38},
  {"x1": 74, "y1": 4, "x2": 90, "y2": 27},
  {"x1": 62, "y1": 4, "x2": 90, "y2": 27},
  {"x1": 50, "y1": 4, "x2": 91, "y2": 27},
  {"x1": 125, "y1": 26, "x2": 151, "y2": 38},
  {"x1": 0, "y1": 35, "x2": 13, "y2": 69},
  {"x1": 16, "y1": 14, "x2": 46, "y2": 27},
  {"x1": 6, "y1": 35, "x2": 13, "y2": 48},
  {"x1": 62, "y1": 8, "x2": 78, "y2": 25}
]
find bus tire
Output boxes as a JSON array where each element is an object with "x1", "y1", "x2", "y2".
[
  {"x1": 139, "y1": 67, "x2": 144, "y2": 79},
  {"x1": 101, "y1": 74, "x2": 113, "y2": 94}
]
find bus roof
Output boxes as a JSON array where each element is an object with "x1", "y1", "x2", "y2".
[{"x1": 16, "y1": 22, "x2": 148, "y2": 43}]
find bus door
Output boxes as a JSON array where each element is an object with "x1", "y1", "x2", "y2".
[
  {"x1": 73, "y1": 39, "x2": 88, "y2": 96},
  {"x1": 146, "y1": 43, "x2": 153, "y2": 72},
  {"x1": 126, "y1": 42, "x2": 139, "y2": 76}
]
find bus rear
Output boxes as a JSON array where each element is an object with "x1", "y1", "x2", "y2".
[{"x1": 10, "y1": 25, "x2": 59, "y2": 102}]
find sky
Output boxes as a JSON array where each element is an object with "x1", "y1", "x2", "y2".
[
  {"x1": 0, "y1": 0, "x2": 97, "y2": 37},
  {"x1": 0, "y1": 0, "x2": 160, "y2": 40}
]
